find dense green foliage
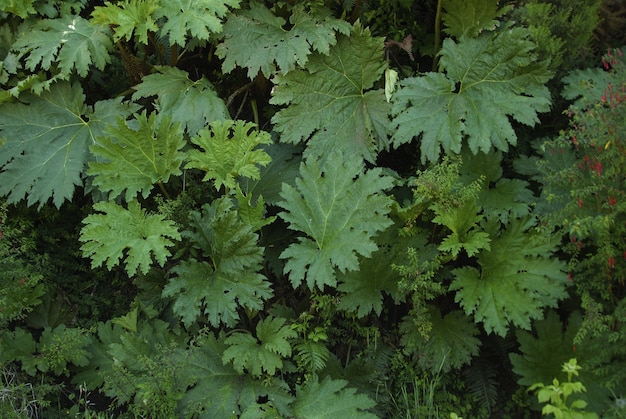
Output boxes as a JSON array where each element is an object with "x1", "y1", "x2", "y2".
[{"x1": 1, "y1": 0, "x2": 624, "y2": 417}]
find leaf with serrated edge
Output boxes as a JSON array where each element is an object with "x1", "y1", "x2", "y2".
[
  {"x1": 392, "y1": 29, "x2": 551, "y2": 162},
  {"x1": 132, "y1": 66, "x2": 228, "y2": 136},
  {"x1": 79, "y1": 200, "x2": 181, "y2": 276},
  {"x1": 162, "y1": 197, "x2": 272, "y2": 327},
  {"x1": 88, "y1": 112, "x2": 186, "y2": 201},
  {"x1": 293, "y1": 375, "x2": 377, "y2": 419},
  {"x1": 270, "y1": 23, "x2": 390, "y2": 162},
  {"x1": 217, "y1": 2, "x2": 350, "y2": 78},
  {"x1": 185, "y1": 120, "x2": 272, "y2": 191},
  {"x1": 0, "y1": 82, "x2": 138, "y2": 208},
  {"x1": 450, "y1": 217, "x2": 568, "y2": 336},
  {"x1": 13, "y1": 16, "x2": 112, "y2": 78},
  {"x1": 154, "y1": 0, "x2": 240, "y2": 46},
  {"x1": 222, "y1": 316, "x2": 297, "y2": 377},
  {"x1": 278, "y1": 150, "x2": 394, "y2": 290},
  {"x1": 90, "y1": 0, "x2": 159, "y2": 45}
]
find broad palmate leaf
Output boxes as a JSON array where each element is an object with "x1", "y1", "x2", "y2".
[
  {"x1": 222, "y1": 316, "x2": 297, "y2": 377},
  {"x1": 450, "y1": 217, "x2": 568, "y2": 336},
  {"x1": 13, "y1": 15, "x2": 112, "y2": 78},
  {"x1": 88, "y1": 112, "x2": 186, "y2": 201},
  {"x1": 80, "y1": 200, "x2": 181, "y2": 276},
  {"x1": 0, "y1": 81, "x2": 138, "y2": 208},
  {"x1": 132, "y1": 66, "x2": 228, "y2": 136},
  {"x1": 292, "y1": 375, "x2": 377, "y2": 419},
  {"x1": 270, "y1": 23, "x2": 391, "y2": 162},
  {"x1": 442, "y1": 0, "x2": 508, "y2": 38},
  {"x1": 278, "y1": 150, "x2": 394, "y2": 290},
  {"x1": 90, "y1": 0, "x2": 158, "y2": 45},
  {"x1": 162, "y1": 196, "x2": 272, "y2": 327},
  {"x1": 154, "y1": 0, "x2": 240, "y2": 46},
  {"x1": 185, "y1": 120, "x2": 272, "y2": 191},
  {"x1": 181, "y1": 333, "x2": 295, "y2": 418},
  {"x1": 217, "y1": 2, "x2": 350, "y2": 78},
  {"x1": 392, "y1": 28, "x2": 552, "y2": 162}
]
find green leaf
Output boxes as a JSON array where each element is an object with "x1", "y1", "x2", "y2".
[
  {"x1": 442, "y1": 0, "x2": 509, "y2": 38},
  {"x1": 181, "y1": 333, "x2": 295, "y2": 418},
  {"x1": 185, "y1": 120, "x2": 273, "y2": 191},
  {"x1": 292, "y1": 375, "x2": 377, "y2": 419},
  {"x1": 270, "y1": 23, "x2": 390, "y2": 162},
  {"x1": 88, "y1": 112, "x2": 185, "y2": 200},
  {"x1": 90, "y1": 0, "x2": 158, "y2": 44},
  {"x1": 217, "y1": 2, "x2": 350, "y2": 78},
  {"x1": 223, "y1": 316, "x2": 297, "y2": 377},
  {"x1": 400, "y1": 306, "x2": 481, "y2": 373},
  {"x1": 162, "y1": 197, "x2": 272, "y2": 327},
  {"x1": 13, "y1": 15, "x2": 112, "y2": 78},
  {"x1": 478, "y1": 178, "x2": 534, "y2": 223},
  {"x1": 80, "y1": 200, "x2": 181, "y2": 276},
  {"x1": 450, "y1": 218, "x2": 568, "y2": 336},
  {"x1": 154, "y1": 0, "x2": 240, "y2": 46},
  {"x1": 131, "y1": 66, "x2": 228, "y2": 136},
  {"x1": 392, "y1": 29, "x2": 552, "y2": 162},
  {"x1": 278, "y1": 150, "x2": 394, "y2": 290},
  {"x1": 111, "y1": 307, "x2": 138, "y2": 333},
  {"x1": 336, "y1": 225, "x2": 407, "y2": 317},
  {"x1": 510, "y1": 311, "x2": 583, "y2": 387},
  {"x1": 1, "y1": 0, "x2": 36, "y2": 18},
  {"x1": 0, "y1": 81, "x2": 138, "y2": 208},
  {"x1": 433, "y1": 199, "x2": 491, "y2": 257}
]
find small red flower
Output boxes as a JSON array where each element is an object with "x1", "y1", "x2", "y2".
[
  {"x1": 609, "y1": 196, "x2": 617, "y2": 206},
  {"x1": 608, "y1": 257, "x2": 615, "y2": 268},
  {"x1": 578, "y1": 198, "x2": 583, "y2": 208},
  {"x1": 568, "y1": 273, "x2": 573, "y2": 283}
]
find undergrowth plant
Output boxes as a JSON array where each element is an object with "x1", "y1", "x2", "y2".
[{"x1": 0, "y1": 0, "x2": 621, "y2": 416}]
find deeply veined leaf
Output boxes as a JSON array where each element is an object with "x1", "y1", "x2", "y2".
[
  {"x1": 154, "y1": 0, "x2": 240, "y2": 46},
  {"x1": 79, "y1": 200, "x2": 181, "y2": 276},
  {"x1": 292, "y1": 375, "x2": 377, "y2": 419},
  {"x1": 0, "y1": 81, "x2": 138, "y2": 208},
  {"x1": 336, "y1": 225, "x2": 408, "y2": 317},
  {"x1": 185, "y1": 120, "x2": 272, "y2": 191},
  {"x1": 400, "y1": 306, "x2": 481, "y2": 373},
  {"x1": 270, "y1": 23, "x2": 390, "y2": 162},
  {"x1": 222, "y1": 316, "x2": 297, "y2": 377},
  {"x1": 88, "y1": 112, "x2": 186, "y2": 201},
  {"x1": 181, "y1": 333, "x2": 295, "y2": 418},
  {"x1": 442, "y1": 0, "x2": 509, "y2": 38},
  {"x1": 132, "y1": 66, "x2": 228, "y2": 136},
  {"x1": 13, "y1": 15, "x2": 112, "y2": 78},
  {"x1": 1, "y1": 0, "x2": 36, "y2": 18},
  {"x1": 162, "y1": 197, "x2": 272, "y2": 327},
  {"x1": 392, "y1": 28, "x2": 552, "y2": 162},
  {"x1": 278, "y1": 150, "x2": 394, "y2": 290},
  {"x1": 91, "y1": 0, "x2": 158, "y2": 44},
  {"x1": 433, "y1": 199, "x2": 491, "y2": 257},
  {"x1": 217, "y1": 2, "x2": 350, "y2": 78},
  {"x1": 450, "y1": 217, "x2": 568, "y2": 336}
]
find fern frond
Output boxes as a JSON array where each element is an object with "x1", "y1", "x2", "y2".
[
  {"x1": 294, "y1": 340, "x2": 330, "y2": 373},
  {"x1": 464, "y1": 359, "x2": 498, "y2": 415}
]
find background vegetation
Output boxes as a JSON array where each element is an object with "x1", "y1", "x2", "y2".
[{"x1": 0, "y1": 0, "x2": 625, "y2": 417}]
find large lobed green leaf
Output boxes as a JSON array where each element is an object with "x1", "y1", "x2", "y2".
[
  {"x1": 217, "y1": 2, "x2": 350, "y2": 78},
  {"x1": 222, "y1": 316, "x2": 297, "y2": 377},
  {"x1": 278, "y1": 150, "x2": 394, "y2": 290},
  {"x1": 450, "y1": 217, "x2": 568, "y2": 336},
  {"x1": 132, "y1": 66, "x2": 228, "y2": 137},
  {"x1": 88, "y1": 112, "x2": 186, "y2": 201},
  {"x1": 0, "y1": 81, "x2": 138, "y2": 208},
  {"x1": 154, "y1": 0, "x2": 241, "y2": 46},
  {"x1": 270, "y1": 23, "x2": 390, "y2": 162},
  {"x1": 185, "y1": 120, "x2": 272, "y2": 191},
  {"x1": 79, "y1": 200, "x2": 181, "y2": 276},
  {"x1": 91, "y1": 0, "x2": 159, "y2": 45},
  {"x1": 292, "y1": 375, "x2": 377, "y2": 419},
  {"x1": 162, "y1": 196, "x2": 272, "y2": 328},
  {"x1": 392, "y1": 28, "x2": 552, "y2": 162}
]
